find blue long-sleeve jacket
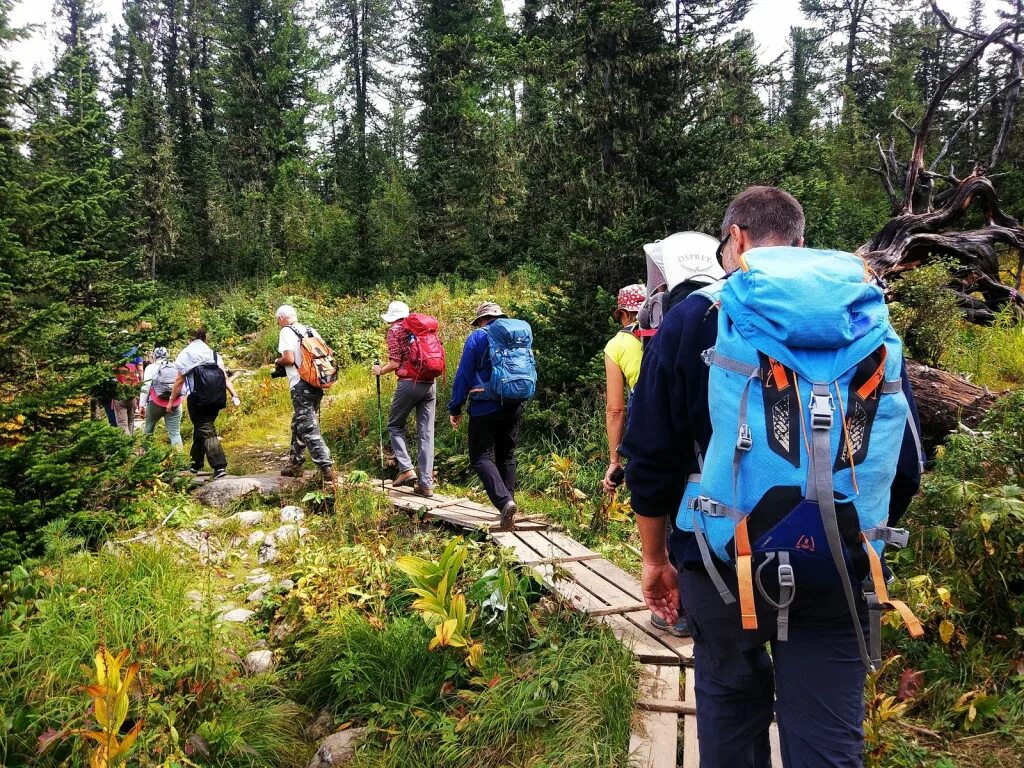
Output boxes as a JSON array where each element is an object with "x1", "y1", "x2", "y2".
[
  {"x1": 447, "y1": 328, "x2": 501, "y2": 417},
  {"x1": 621, "y1": 292, "x2": 923, "y2": 568}
]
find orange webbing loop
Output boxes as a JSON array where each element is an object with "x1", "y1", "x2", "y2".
[
  {"x1": 735, "y1": 518, "x2": 758, "y2": 630},
  {"x1": 856, "y1": 346, "x2": 887, "y2": 401},
  {"x1": 769, "y1": 358, "x2": 791, "y2": 391},
  {"x1": 860, "y1": 534, "x2": 924, "y2": 638}
]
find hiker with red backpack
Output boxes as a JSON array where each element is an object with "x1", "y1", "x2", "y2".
[
  {"x1": 372, "y1": 301, "x2": 445, "y2": 498},
  {"x1": 622, "y1": 187, "x2": 925, "y2": 767},
  {"x1": 275, "y1": 305, "x2": 338, "y2": 483}
]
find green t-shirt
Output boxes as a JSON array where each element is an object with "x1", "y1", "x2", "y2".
[{"x1": 604, "y1": 328, "x2": 643, "y2": 392}]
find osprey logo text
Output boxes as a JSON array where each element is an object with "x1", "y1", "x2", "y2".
[{"x1": 795, "y1": 535, "x2": 816, "y2": 552}]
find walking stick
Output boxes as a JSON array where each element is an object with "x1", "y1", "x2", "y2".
[{"x1": 374, "y1": 359, "x2": 385, "y2": 493}]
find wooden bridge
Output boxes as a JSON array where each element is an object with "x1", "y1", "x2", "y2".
[{"x1": 371, "y1": 479, "x2": 786, "y2": 768}]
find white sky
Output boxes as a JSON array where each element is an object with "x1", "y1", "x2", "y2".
[{"x1": 7, "y1": 0, "x2": 993, "y2": 81}]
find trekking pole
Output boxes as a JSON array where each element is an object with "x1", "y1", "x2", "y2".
[{"x1": 374, "y1": 359, "x2": 385, "y2": 494}]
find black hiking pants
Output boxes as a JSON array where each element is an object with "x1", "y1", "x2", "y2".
[
  {"x1": 468, "y1": 404, "x2": 522, "y2": 511},
  {"x1": 187, "y1": 398, "x2": 227, "y2": 472}
]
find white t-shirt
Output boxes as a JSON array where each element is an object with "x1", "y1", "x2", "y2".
[
  {"x1": 278, "y1": 323, "x2": 320, "y2": 389},
  {"x1": 174, "y1": 340, "x2": 223, "y2": 396}
]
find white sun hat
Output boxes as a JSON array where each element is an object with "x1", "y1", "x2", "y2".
[
  {"x1": 381, "y1": 300, "x2": 410, "y2": 323},
  {"x1": 643, "y1": 231, "x2": 724, "y2": 296}
]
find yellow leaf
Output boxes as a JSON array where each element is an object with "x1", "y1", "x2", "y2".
[
  {"x1": 939, "y1": 619, "x2": 955, "y2": 645},
  {"x1": 936, "y1": 586, "x2": 951, "y2": 606},
  {"x1": 980, "y1": 513, "x2": 993, "y2": 533}
]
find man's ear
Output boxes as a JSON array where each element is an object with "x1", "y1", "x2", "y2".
[
  {"x1": 731, "y1": 224, "x2": 753, "y2": 256},
  {"x1": 796, "y1": 236, "x2": 805, "y2": 247}
]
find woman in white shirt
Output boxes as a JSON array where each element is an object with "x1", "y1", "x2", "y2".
[{"x1": 138, "y1": 347, "x2": 184, "y2": 447}]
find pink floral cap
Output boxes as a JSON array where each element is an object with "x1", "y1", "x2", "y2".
[{"x1": 614, "y1": 283, "x2": 646, "y2": 316}]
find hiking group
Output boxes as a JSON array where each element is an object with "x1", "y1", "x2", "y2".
[
  {"x1": 374, "y1": 299, "x2": 538, "y2": 530},
  {"x1": 608, "y1": 185, "x2": 925, "y2": 768}
]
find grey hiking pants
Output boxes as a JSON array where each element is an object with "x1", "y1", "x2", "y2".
[
  {"x1": 290, "y1": 381, "x2": 333, "y2": 469},
  {"x1": 388, "y1": 379, "x2": 436, "y2": 488}
]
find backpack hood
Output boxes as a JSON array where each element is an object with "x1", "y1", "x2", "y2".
[
  {"x1": 720, "y1": 247, "x2": 891, "y2": 381},
  {"x1": 403, "y1": 313, "x2": 439, "y2": 334}
]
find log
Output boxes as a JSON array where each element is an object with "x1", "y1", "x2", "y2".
[{"x1": 906, "y1": 361, "x2": 1004, "y2": 447}]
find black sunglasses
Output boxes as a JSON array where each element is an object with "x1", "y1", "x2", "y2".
[{"x1": 715, "y1": 224, "x2": 747, "y2": 267}]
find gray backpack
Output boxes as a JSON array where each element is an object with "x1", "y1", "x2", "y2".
[{"x1": 152, "y1": 360, "x2": 179, "y2": 399}]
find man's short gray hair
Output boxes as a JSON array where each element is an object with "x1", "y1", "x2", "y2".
[
  {"x1": 721, "y1": 186, "x2": 805, "y2": 247},
  {"x1": 276, "y1": 304, "x2": 298, "y2": 322}
]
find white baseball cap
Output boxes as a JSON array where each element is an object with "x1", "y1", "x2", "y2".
[{"x1": 381, "y1": 301, "x2": 410, "y2": 323}]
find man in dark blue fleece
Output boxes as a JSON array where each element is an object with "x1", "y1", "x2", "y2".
[
  {"x1": 621, "y1": 186, "x2": 923, "y2": 768},
  {"x1": 448, "y1": 302, "x2": 522, "y2": 528}
]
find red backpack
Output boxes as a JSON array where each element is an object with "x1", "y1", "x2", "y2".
[{"x1": 400, "y1": 314, "x2": 446, "y2": 381}]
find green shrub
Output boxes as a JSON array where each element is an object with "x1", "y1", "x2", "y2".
[
  {"x1": 0, "y1": 420, "x2": 181, "y2": 570},
  {"x1": 888, "y1": 262, "x2": 962, "y2": 366}
]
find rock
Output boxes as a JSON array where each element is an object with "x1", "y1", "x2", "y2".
[
  {"x1": 257, "y1": 542, "x2": 278, "y2": 565},
  {"x1": 277, "y1": 578, "x2": 295, "y2": 591},
  {"x1": 305, "y1": 707, "x2": 336, "y2": 741},
  {"x1": 280, "y1": 505, "x2": 305, "y2": 524},
  {"x1": 193, "y1": 474, "x2": 307, "y2": 510},
  {"x1": 307, "y1": 728, "x2": 368, "y2": 768},
  {"x1": 269, "y1": 618, "x2": 297, "y2": 645},
  {"x1": 247, "y1": 531, "x2": 267, "y2": 547},
  {"x1": 231, "y1": 510, "x2": 265, "y2": 527},
  {"x1": 246, "y1": 569, "x2": 270, "y2": 584},
  {"x1": 246, "y1": 586, "x2": 270, "y2": 603},
  {"x1": 194, "y1": 518, "x2": 216, "y2": 530},
  {"x1": 175, "y1": 530, "x2": 223, "y2": 562},
  {"x1": 186, "y1": 589, "x2": 204, "y2": 606},
  {"x1": 219, "y1": 608, "x2": 255, "y2": 623},
  {"x1": 243, "y1": 649, "x2": 275, "y2": 675},
  {"x1": 271, "y1": 525, "x2": 310, "y2": 544}
]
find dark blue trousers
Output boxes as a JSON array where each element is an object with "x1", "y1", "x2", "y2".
[{"x1": 679, "y1": 563, "x2": 869, "y2": 768}]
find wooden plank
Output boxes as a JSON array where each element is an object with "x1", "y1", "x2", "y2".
[
  {"x1": 583, "y1": 557, "x2": 645, "y2": 601},
  {"x1": 519, "y1": 553, "x2": 604, "y2": 565},
  {"x1": 637, "y1": 698, "x2": 695, "y2": 715},
  {"x1": 538, "y1": 530, "x2": 597, "y2": 558},
  {"x1": 490, "y1": 531, "x2": 539, "y2": 563},
  {"x1": 600, "y1": 614, "x2": 680, "y2": 664},
  {"x1": 516, "y1": 529, "x2": 575, "y2": 558},
  {"x1": 631, "y1": 665, "x2": 679, "y2": 768},
  {"x1": 682, "y1": 713, "x2": 698, "y2": 768},
  {"x1": 622, "y1": 610, "x2": 695, "y2": 665},
  {"x1": 560, "y1": 561, "x2": 645, "y2": 609},
  {"x1": 588, "y1": 602, "x2": 650, "y2": 617}
]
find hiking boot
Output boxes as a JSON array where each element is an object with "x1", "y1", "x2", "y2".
[
  {"x1": 650, "y1": 611, "x2": 692, "y2": 638},
  {"x1": 413, "y1": 482, "x2": 434, "y2": 498},
  {"x1": 280, "y1": 464, "x2": 304, "y2": 478},
  {"x1": 394, "y1": 469, "x2": 417, "y2": 487},
  {"x1": 213, "y1": 468, "x2": 228, "y2": 480},
  {"x1": 499, "y1": 500, "x2": 518, "y2": 529},
  {"x1": 321, "y1": 466, "x2": 337, "y2": 484}
]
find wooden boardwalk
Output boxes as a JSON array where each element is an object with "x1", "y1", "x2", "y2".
[
  {"x1": 375, "y1": 480, "x2": 697, "y2": 768},
  {"x1": 376, "y1": 479, "x2": 784, "y2": 766}
]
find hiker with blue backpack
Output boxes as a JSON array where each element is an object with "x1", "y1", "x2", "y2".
[
  {"x1": 448, "y1": 302, "x2": 537, "y2": 529},
  {"x1": 622, "y1": 186, "x2": 925, "y2": 767}
]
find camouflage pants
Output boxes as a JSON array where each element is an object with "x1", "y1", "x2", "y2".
[{"x1": 290, "y1": 381, "x2": 332, "y2": 469}]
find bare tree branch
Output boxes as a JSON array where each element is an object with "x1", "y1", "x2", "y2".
[{"x1": 929, "y1": 78, "x2": 1020, "y2": 172}]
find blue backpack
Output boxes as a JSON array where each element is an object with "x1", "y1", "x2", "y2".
[
  {"x1": 481, "y1": 318, "x2": 537, "y2": 403},
  {"x1": 678, "y1": 247, "x2": 924, "y2": 669}
]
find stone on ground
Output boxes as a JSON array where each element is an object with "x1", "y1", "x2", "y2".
[
  {"x1": 307, "y1": 728, "x2": 368, "y2": 768},
  {"x1": 219, "y1": 608, "x2": 255, "y2": 623},
  {"x1": 246, "y1": 586, "x2": 270, "y2": 603},
  {"x1": 246, "y1": 570, "x2": 272, "y2": 585},
  {"x1": 193, "y1": 474, "x2": 307, "y2": 510},
  {"x1": 243, "y1": 649, "x2": 275, "y2": 675},
  {"x1": 280, "y1": 505, "x2": 305, "y2": 523},
  {"x1": 247, "y1": 530, "x2": 267, "y2": 547},
  {"x1": 231, "y1": 510, "x2": 265, "y2": 527},
  {"x1": 258, "y1": 542, "x2": 278, "y2": 565},
  {"x1": 271, "y1": 524, "x2": 310, "y2": 544}
]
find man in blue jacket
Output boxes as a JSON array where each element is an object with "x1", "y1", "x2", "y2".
[
  {"x1": 621, "y1": 186, "x2": 923, "y2": 768},
  {"x1": 448, "y1": 302, "x2": 521, "y2": 528}
]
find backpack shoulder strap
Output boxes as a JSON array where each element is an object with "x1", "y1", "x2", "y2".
[{"x1": 689, "y1": 278, "x2": 727, "y2": 305}]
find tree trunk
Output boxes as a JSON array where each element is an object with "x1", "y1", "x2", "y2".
[{"x1": 906, "y1": 360, "x2": 1003, "y2": 447}]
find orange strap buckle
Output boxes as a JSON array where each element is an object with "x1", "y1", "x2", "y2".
[
  {"x1": 860, "y1": 533, "x2": 924, "y2": 638},
  {"x1": 735, "y1": 518, "x2": 758, "y2": 631}
]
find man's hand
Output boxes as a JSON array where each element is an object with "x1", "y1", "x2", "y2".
[
  {"x1": 449, "y1": 414, "x2": 462, "y2": 430},
  {"x1": 642, "y1": 560, "x2": 680, "y2": 625},
  {"x1": 231, "y1": 396, "x2": 241, "y2": 407},
  {"x1": 371, "y1": 364, "x2": 383, "y2": 377},
  {"x1": 602, "y1": 462, "x2": 623, "y2": 494}
]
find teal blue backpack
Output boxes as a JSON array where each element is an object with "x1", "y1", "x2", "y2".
[
  {"x1": 677, "y1": 247, "x2": 924, "y2": 669},
  {"x1": 482, "y1": 319, "x2": 537, "y2": 403}
]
